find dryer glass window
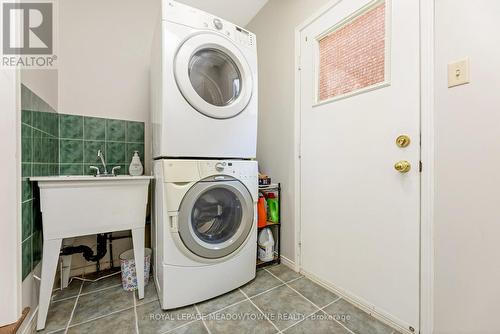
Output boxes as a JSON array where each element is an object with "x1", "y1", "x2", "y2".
[
  {"x1": 188, "y1": 48, "x2": 242, "y2": 107},
  {"x1": 191, "y1": 187, "x2": 243, "y2": 244}
]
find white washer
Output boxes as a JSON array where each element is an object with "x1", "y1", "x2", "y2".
[
  {"x1": 153, "y1": 159, "x2": 258, "y2": 309},
  {"x1": 151, "y1": 0, "x2": 258, "y2": 159}
]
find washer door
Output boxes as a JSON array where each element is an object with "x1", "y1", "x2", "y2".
[
  {"x1": 178, "y1": 180, "x2": 254, "y2": 259},
  {"x1": 174, "y1": 32, "x2": 253, "y2": 119}
]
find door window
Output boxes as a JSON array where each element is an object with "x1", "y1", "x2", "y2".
[
  {"x1": 191, "y1": 187, "x2": 243, "y2": 244},
  {"x1": 188, "y1": 48, "x2": 242, "y2": 107},
  {"x1": 317, "y1": 1, "x2": 387, "y2": 103}
]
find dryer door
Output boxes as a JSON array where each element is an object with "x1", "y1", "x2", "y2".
[
  {"x1": 174, "y1": 32, "x2": 253, "y2": 119},
  {"x1": 177, "y1": 179, "x2": 254, "y2": 259}
]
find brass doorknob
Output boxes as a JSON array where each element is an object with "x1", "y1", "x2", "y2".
[
  {"x1": 394, "y1": 160, "x2": 411, "y2": 173},
  {"x1": 396, "y1": 135, "x2": 411, "y2": 148}
]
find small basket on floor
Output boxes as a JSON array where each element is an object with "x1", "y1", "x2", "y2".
[{"x1": 119, "y1": 248, "x2": 152, "y2": 291}]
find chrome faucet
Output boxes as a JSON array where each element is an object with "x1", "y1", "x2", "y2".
[
  {"x1": 97, "y1": 150, "x2": 109, "y2": 175},
  {"x1": 90, "y1": 150, "x2": 121, "y2": 177}
]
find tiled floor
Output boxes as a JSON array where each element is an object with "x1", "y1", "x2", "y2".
[{"x1": 39, "y1": 265, "x2": 401, "y2": 334}]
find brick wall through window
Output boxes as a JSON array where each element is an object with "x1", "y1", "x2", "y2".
[{"x1": 318, "y1": 2, "x2": 386, "y2": 102}]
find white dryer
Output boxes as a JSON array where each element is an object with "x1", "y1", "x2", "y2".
[
  {"x1": 153, "y1": 159, "x2": 258, "y2": 309},
  {"x1": 151, "y1": 1, "x2": 258, "y2": 159}
]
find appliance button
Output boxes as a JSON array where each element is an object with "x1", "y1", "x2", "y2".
[
  {"x1": 213, "y1": 18, "x2": 223, "y2": 30},
  {"x1": 215, "y1": 162, "x2": 225, "y2": 171}
]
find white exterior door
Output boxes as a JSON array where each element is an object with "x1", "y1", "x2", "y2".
[{"x1": 298, "y1": 0, "x2": 420, "y2": 331}]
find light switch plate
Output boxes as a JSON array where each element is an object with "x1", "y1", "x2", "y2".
[{"x1": 448, "y1": 58, "x2": 470, "y2": 88}]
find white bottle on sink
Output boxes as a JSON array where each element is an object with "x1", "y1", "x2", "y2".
[{"x1": 129, "y1": 151, "x2": 144, "y2": 176}]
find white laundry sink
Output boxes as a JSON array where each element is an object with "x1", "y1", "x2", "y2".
[
  {"x1": 30, "y1": 175, "x2": 153, "y2": 331},
  {"x1": 31, "y1": 175, "x2": 153, "y2": 238}
]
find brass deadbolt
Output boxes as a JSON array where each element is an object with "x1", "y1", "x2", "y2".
[
  {"x1": 396, "y1": 135, "x2": 411, "y2": 148},
  {"x1": 394, "y1": 160, "x2": 411, "y2": 173}
]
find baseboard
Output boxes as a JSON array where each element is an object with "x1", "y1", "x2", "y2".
[
  {"x1": 17, "y1": 307, "x2": 37, "y2": 334},
  {"x1": 0, "y1": 308, "x2": 29, "y2": 334},
  {"x1": 279, "y1": 255, "x2": 296, "y2": 270},
  {"x1": 299, "y1": 268, "x2": 413, "y2": 334}
]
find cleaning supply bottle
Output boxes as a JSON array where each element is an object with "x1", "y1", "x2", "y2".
[
  {"x1": 258, "y1": 228, "x2": 275, "y2": 262},
  {"x1": 266, "y1": 192, "x2": 279, "y2": 223},
  {"x1": 129, "y1": 151, "x2": 144, "y2": 176},
  {"x1": 257, "y1": 193, "x2": 267, "y2": 228}
]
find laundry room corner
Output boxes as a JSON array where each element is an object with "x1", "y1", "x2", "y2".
[{"x1": 246, "y1": 0, "x2": 332, "y2": 267}]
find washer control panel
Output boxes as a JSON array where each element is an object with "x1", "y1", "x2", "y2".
[
  {"x1": 164, "y1": 1, "x2": 256, "y2": 48},
  {"x1": 198, "y1": 161, "x2": 258, "y2": 182}
]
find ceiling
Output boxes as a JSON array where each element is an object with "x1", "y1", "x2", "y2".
[{"x1": 176, "y1": 0, "x2": 268, "y2": 26}]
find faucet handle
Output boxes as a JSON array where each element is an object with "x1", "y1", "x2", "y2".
[
  {"x1": 111, "y1": 166, "x2": 121, "y2": 176},
  {"x1": 89, "y1": 166, "x2": 100, "y2": 176}
]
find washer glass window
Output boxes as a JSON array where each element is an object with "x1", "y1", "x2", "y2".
[
  {"x1": 188, "y1": 48, "x2": 242, "y2": 107},
  {"x1": 191, "y1": 187, "x2": 243, "y2": 244}
]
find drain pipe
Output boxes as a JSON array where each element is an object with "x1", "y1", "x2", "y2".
[
  {"x1": 60, "y1": 233, "x2": 108, "y2": 263},
  {"x1": 107, "y1": 232, "x2": 132, "y2": 268}
]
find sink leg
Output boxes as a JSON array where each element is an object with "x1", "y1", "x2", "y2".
[
  {"x1": 61, "y1": 238, "x2": 75, "y2": 289},
  {"x1": 132, "y1": 228, "x2": 145, "y2": 300},
  {"x1": 37, "y1": 238, "x2": 62, "y2": 331}
]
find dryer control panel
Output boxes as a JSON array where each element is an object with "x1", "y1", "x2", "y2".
[
  {"x1": 198, "y1": 160, "x2": 258, "y2": 183},
  {"x1": 163, "y1": 0, "x2": 256, "y2": 49}
]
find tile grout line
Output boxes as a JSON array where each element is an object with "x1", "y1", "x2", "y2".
[
  {"x1": 194, "y1": 304, "x2": 212, "y2": 334},
  {"x1": 319, "y1": 307, "x2": 357, "y2": 334},
  {"x1": 163, "y1": 282, "x2": 288, "y2": 334},
  {"x1": 77, "y1": 283, "x2": 122, "y2": 298},
  {"x1": 239, "y1": 288, "x2": 282, "y2": 334},
  {"x1": 148, "y1": 276, "x2": 303, "y2": 334},
  {"x1": 165, "y1": 273, "x2": 306, "y2": 330},
  {"x1": 192, "y1": 281, "x2": 293, "y2": 322},
  {"x1": 264, "y1": 268, "x2": 355, "y2": 334},
  {"x1": 67, "y1": 305, "x2": 136, "y2": 329},
  {"x1": 163, "y1": 319, "x2": 198, "y2": 334},
  {"x1": 279, "y1": 297, "x2": 341, "y2": 333},
  {"x1": 133, "y1": 289, "x2": 140, "y2": 334},
  {"x1": 22, "y1": 122, "x2": 58, "y2": 138},
  {"x1": 63, "y1": 280, "x2": 84, "y2": 333}
]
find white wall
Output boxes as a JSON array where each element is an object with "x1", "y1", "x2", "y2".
[
  {"x1": 58, "y1": 0, "x2": 160, "y2": 173},
  {"x1": 433, "y1": 1, "x2": 500, "y2": 333},
  {"x1": 177, "y1": 0, "x2": 268, "y2": 26},
  {"x1": 21, "y1": 70, "x2": 58, "y2": 110},
  {"x1": 0, "y1": 70, "x2": 22, "y2": 326},
  {"x1": 55, "y1": 0, "x2": 159, "y2": 274},
  {"x1": 247, "y1": 0, "x2": 330, "y2": 262}
]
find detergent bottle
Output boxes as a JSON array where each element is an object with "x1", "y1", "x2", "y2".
[
  {"x1": 258, "y1": 228, "x2": 275, "y2": 262},
  {"x1": 266, "y1": 192, "x2": 279, "y2": 223},
  {"x1": 257, "y1": 193, "x2": 267, "y2": 228}
]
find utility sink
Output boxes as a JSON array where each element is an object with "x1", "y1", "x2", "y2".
[
  {"x1": 31, "y1": 175, "x2": 153, "y2": 238},
  {"x1": 30, "y1": 175, "x2": 153, "y2": 331}
]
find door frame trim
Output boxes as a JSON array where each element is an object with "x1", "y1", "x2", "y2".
[{"x1": 293, "y1": 0, "x2": 435, "y2": 333}]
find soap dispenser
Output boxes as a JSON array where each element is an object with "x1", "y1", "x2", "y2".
[{"x1": 129, "y1": 151, "x2": 144, "y2": 176}]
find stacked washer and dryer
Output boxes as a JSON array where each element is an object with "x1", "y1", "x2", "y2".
[{"x1": 150, "y1": 1, "x2": 259, "y2": 309}]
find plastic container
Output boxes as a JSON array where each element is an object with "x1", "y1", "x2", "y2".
[
  {"x1": 257, "y1": 194, "x2": 267, "y2": 228},
  {"x1": 119, "y1": 248, "x2": 152, "y2": 291},
  {"x1": 129, "y1": 151, "x2": 144, "y2": 176},
  {"x1": 258, "y1": 228, "x2": 275, "y2": 262},
  {"x1": 266, "y1": 193, "x2": 279, "y2": 223}
]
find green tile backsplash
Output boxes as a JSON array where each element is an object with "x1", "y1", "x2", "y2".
[
  {"x1": 20, "y1": 84, "x2": 145, "y2": 281},
  {"x1": 59, "y1": 115, "x2": 145, "y2": 176},
  {"x1": 21, "y1": 84, "x2": 57, "y2": 280},
  {"x1": 60, "y1": 114, "x2": 84, "y2": 139}
]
